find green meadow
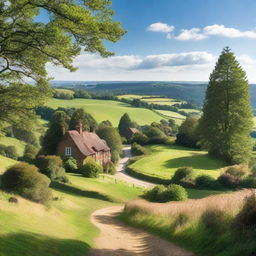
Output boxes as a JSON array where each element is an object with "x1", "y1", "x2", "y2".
[
  {"x1": 0, "y1": 136, "x2": 26, "y2": 156},
  {"x1": 47, "y1": 98, "x2": 167, "y2": 126},
  {"x1": 130, "y1": 145, "x2": 227, "y2": 181},
  {"x1": 0, "y1": 155, "x2": 17, "y2": 174}
]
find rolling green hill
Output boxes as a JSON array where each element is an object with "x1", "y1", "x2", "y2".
[
  {"x1": 0, "y1": 155, "x2": 17, "y2": 174},
  {"x1": 47, "y1": 98, "x2": 168, "y2": 126},
  {"x1": 0, "y1": 136, "x2": 26, "y2": 156}
]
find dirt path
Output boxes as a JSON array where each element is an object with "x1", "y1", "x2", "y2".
[
  {"x1": 88, "y1": 206, "x2": 194, "y2": 256},
  {"x1": 114, "y1": 145, "x2": 155, "y2": 188}
]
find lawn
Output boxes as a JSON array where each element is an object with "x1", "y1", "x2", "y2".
[
  {"x1": 130, "y1": 145, "x2": 227, "y2": 181},
  {"x1": 47, "y1": 98, "x2": 166, "y2": 126},
  {"x1": 0, "y1": 173, "x2": 144, "y2": 256}
]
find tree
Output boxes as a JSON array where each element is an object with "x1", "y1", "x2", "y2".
[
  {"x1": 41, "y1": 111, "x2": 69, "y2": 155},
  {"x1": 199, "y1": 47, "x2": 253, "y2": 164},
  {"x1": 0, "y1": 0, "x2": 125, "y2": 127},
  {"x1": 176, "y1": 117, "x2": 199, "y2": 148},
  {"x1": 69, "y1": 108, "x2": 98, "y2": 132},
  {"x1": 118, "y1": 113, "x2": 132, "y2": 137}
]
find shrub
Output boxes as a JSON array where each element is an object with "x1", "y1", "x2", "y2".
[
  {"x1": 81, "y1": 158, "x2": 103, "y2": 178},
  {"x1": 131, "y1": 143, "x2": 149, "y2": 156},
  {"x1": 19, "y1": 144, "x2": 38, "y2": 163},
  {"x1": 63, "y1": 157, "x2": 77, "y2": 173},
  {"x1": 1, "y1": 162, "x2": 52, "y2": 203},
  {"x1": 0, "y1": 144, "x2": 19, "y2": 159},
  {"x1": 111, "y1": 150, "x2": 120, "y2": 164},
  {"x1": 201, "y1": 209, "x2": 229, "y2": 234},
  {"x1": 225, "y1": 165, "x2": 249, "y2": 177},
  {"x1": 104, "y1": 161, "x2": 116, "y2": 175},
  {"x1": 171, "y1": 167, "x2": 194, "y2": 184},
  {"x1": 234, "y1": 193, "x2": 256, "y2": 230},
  {"x1": 217, "y1": 173, "x2": 241, "y2": 188},
  {"x1": 240, "y1": 177, "x2": 256, "y2": 188},
  {"x1": 35, "y1": 155, "x2": 67, "y2": 182},
  {"x1": 143, "y1": 184, "x2": 187, "y2": 203},
  {"x1": 195, "y1": 175, "x2": 217, "y2": 189},
  {"x1": 131, "y1": 132, "x2": 149, "y2": 145}
]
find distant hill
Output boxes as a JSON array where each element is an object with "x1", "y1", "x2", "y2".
[{"x1": 51, "y1": 81, "x2": 256, "y2": 112}]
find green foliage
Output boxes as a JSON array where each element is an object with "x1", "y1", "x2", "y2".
[
  {"x1": 19, "y1": 144, "x2": 38, "y2": 163},
  {"x1": 0, "y1": 0, "x2": 124, "y2": 127},
  {"x1": 64, "y1": 157, "x2": 78, "y2": 173},
  {"x1": 35, "y1": 155, "x2": 67, "y2": 182},
  {"x1": 171, "y1": 167, "x2": 194, "y2": 184},
  {"x1": 131, "y1": 132, "x2": 149, "y2": 145},
  {"x1": 111, "y1": 150, "x2": 120, "y2": 164},
  {"x1": 12, "y1": 127, "x2": 38, "y2": 147},
  {"x1": 118, "y1": 113, "x2": 133, "y2": 137},
  {"x1": 1, "y1": 162, "x2": 51, "y2": 203},
  {"x1": 143, "y1": 184, "x2": 187, "y2": 203},
  {"x1": 54, "y1": 89, "x2": 74, "y2": 100},
  {"x1": 96, "y1": 126, "x2": 122, "y2": 154},
  {"x1": 80, "y1": 158, "x2": 103, "y2": 178},
  {"x1": 176, "y1": 117, "x2": 199, "y2": 148},
  {"x1": 41, "y1": 111, "x2": 69, "y2": 155},
  {"x1": 104, "y1": 161, "x2": 116, "y2": 175},
  {"x1": 239, "y1": 176, "x2": 256, "y2": 188},
  {"x1": 69, "y1": 108, "x2": 97, "y2": 132},
  {"x1": 0, "y1": 144, "x2": 18, "y2": 159},
  {"x1": 199, "y1": 47, "x2": 253, "y2": 164},
  {"x1": 225, "y1": 165, "x2": 249, "y2": 177},
  {"x1": 217, "y1": 173, "x2": 241, "y2": 188},
  {"x1": 195, "y1": 175, "x2": 217, "y2": 189},
  {"x1": 131, "y1": 143, "x2": 149, "y2": 156}
]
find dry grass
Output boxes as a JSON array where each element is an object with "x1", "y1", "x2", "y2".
[{"x1": 125, "y1": 189, "x2": 254, "y2": 219}]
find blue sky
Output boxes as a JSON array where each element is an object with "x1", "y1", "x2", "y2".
[{"x1": 42, "y1": 0, "x2": 256, "y2": 81}]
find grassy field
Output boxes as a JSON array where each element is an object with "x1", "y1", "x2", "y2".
[
  {"x1": 130, "y1": 145, "x2": 227, "y2": 181},
  {"x1": 0, "y1": 136, "x2": 26, "y2": 156},
  {"x1": 0, "y1": 173, "x2": 144, "y2": 256},
  {"x1": 155, "y1": 110, "x2": 186, "y2": 125},
  {"x1": 47, "y1": 98, "x2": 166, "y2": 126}
]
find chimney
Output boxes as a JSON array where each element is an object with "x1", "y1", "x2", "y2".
[{"x1": 76, "y1": 121, "x2": 83, "y2": 135}]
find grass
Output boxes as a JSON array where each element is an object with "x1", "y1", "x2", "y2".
[
  {"x1": 130, "y1": 145, "x2": 227, "y2": 181},
  {"x1": 0, "y1": 173, "x2": 143, "y2": 256},
  {"x1": 0, "y1": 155, "x2": 17, "y2": 174},
  {"x1": 47, "y1": 98, "x2": 166, "y2": 126},
  {"x1": 120, "y1": 189, "x2": 255, "y2": 256},
  {"x1": 0, "y1": 136, "x2": 26, "y2": 156}
]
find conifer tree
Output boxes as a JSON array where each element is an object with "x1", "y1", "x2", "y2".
[
  {"x1": 118, "y1": 113, "x2": 132, "y2": 137},
  {"x1": 199, "y1": 47, "x2": 253, "y2": 164}
]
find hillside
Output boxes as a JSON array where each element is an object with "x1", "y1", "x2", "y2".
[{"x1": 46, "y1": 98, "x2": 169, "y2": 126}]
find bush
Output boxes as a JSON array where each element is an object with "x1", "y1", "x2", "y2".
[
  {"x1": 201, "y1": 209, "x2": 229, "y2": 234},
  {"x1": 217, "y1": 173, "x2": 241, "y2": 188},
  {"x1": 63, "y1": 157, "x2": 77, "y2": 173},
  {"x1": 131, "y1": 143, "x2": 149, "y2": 156},
  {"x1": 80, "y1": 158, "x2": 103, "y2": 178},
  {"x1": 1, "y1": 162, "x2": 51, "y2": 203},
  {"x1": 225, "y1": 165, "x2": 249, "y2": 177},
  {"x1": 19, "y1": 144, "x2": 38, "y2": 163},
  {"x1": 131, "y1": 132, "x2": 149, "y2": 145},
  {"x1": 111, "y1": 150, "x2": 120, "y2": 164},
  {"x1": 0, "y1": 144, "x2": 19, "y2": 159},
  {"x1": 143, "y1": 184, "x2": 187, "y2": 202},
  {"x1": 104, "y1": 161, "x2": 116, "y2": 175},
  {"x1": 195, "y1": 175, "x2": 217, "y2": 189},
  {"x1": 35, "y1": 155, "x2": 67, "y2": 182},
  {"x1": 240, "y1": 177, "x2": 256, "y2": 188},
  {"x1": 171, "y1": 167, "x2": 194, "y2": 184}
]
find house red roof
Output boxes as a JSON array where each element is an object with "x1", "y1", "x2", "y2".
[{"x1": 67, "y1": 130, "x2": 110, "y2": 156}]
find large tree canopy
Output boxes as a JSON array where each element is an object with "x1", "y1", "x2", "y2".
[
  {"x1": 199, "y1": 47, "x2": 253, "y2": 164},
  {"x1": 0, "y1": 0, "x2": 125, "y2": 127}
]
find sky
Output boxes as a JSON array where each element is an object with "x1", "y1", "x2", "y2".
[{"x1": 40, "y1": 0, "x2": 256, "y2": 82}]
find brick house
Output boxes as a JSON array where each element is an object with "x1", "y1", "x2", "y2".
[{"x1": 57, "y1": 124, "x2": 111, "y2": 167}]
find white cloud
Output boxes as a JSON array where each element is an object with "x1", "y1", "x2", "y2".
[
  {"x1": 204, "y1": 24, "x2": 256, "y2": 38},
  {"x1": 175, "y1": 28, "x2": 207, "y2": 41},
  {"x1": 147, "y1": 22, "x2": 175, "y2": 33}
]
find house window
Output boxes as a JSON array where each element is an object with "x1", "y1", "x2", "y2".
[{"x1": 65, "y1": 147, "x2": 72, "y2": 156}]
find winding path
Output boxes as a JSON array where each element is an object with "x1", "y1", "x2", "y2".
[
  {"x1": 88, "y1": 206, "x2": 194, "y2": 256},
  {"x1": 114, "y1": 145, "x2": 155, "y2": 188}
]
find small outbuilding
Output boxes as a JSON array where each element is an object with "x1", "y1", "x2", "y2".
[{"x1": 125, "y1": 127, "x2": 139, "y2": 141}]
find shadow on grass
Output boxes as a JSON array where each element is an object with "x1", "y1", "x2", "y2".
[
  {"x1": 0, "y1": 232, "x2": 90, "y2": 256},
  {"x1": 163, "y1": 155, "x2": 226, "y2": 170},
  {"x1": 51, "y1": 182, "x2": 115, "y2": 203}
]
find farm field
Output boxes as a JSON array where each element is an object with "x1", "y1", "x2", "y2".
[
  {"x1": 154, "y1": 110, "x2": 186, "y2": 124},
  {"x1": 130, "y1": 145, "x2": 227, "y2": 181},
  {"x1": 179, "y1": 108, "x2": 201, "y2": 114},
  {"x1": 47, "y1": 98, "x2": 167, "y2": 126}
]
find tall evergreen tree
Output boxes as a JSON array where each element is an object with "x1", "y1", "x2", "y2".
[
  {"x1": 41, "y1": 111, "x2": 69, "y2": 155},
  {"x1": 118, "y1": 113, "x2": 132, "y2": 137},
  {"x1": 199, "y1": 47, "x2": 253, "y2": 164}
]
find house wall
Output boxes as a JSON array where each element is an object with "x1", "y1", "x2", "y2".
[{"x1": 56, "y1": 133, "x2": 87, "y2": 167}]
